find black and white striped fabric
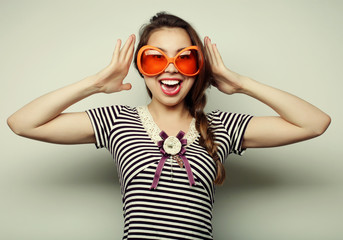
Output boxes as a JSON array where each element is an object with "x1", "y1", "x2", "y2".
[{"x1": 86, "y1": 105, "x2": 252, "y2": 240}]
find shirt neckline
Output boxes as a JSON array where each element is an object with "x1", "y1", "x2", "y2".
[{"x1": 136, "y1": 105, "x2": 199, "y2": 146}]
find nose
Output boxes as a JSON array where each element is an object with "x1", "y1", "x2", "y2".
[{"x1": 164, "y1": 62, "x2": 179, "y2": 74}]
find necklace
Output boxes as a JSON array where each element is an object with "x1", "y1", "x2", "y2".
[{"x1": 136, "y1": 106, "x2": 199, "y2": 147}]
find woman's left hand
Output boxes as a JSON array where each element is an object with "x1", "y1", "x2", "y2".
[
  {"x1": 204, "y1": 36, "x2": 247, "y2": 95},
  {"x1": 204, "y1": 37, "x2": 330, "y2": 149}
]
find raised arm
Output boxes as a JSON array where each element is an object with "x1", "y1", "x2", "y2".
[
  {"x1": 7, "y1": 35, "x2": 136, "y2": 144},
  {"x1": 204, "y1": 36, "x2": 331, "y2": 148}
]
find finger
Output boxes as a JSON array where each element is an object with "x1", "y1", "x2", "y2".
[
  {"x1": 125, "y1": 34, "x2": 136, "y2": 63},
  {"x1": 204, "y1": 37, "x2": 213, "y2": 65},
  {"x1": 111, "y1": 39, "x2": 122, "y2": 64},
  {"x1": 119, "y1": 35, "x2": 134, "y2": 61},
  {"x1": 213, "y1": 43, "x2": 224, "y2": 66},
  {"x1": 120, "y1": 83, "x2": 132, "y2": 91},
  {"x1": 204, "y1": 37, "x2": 218, "y2": 66}
]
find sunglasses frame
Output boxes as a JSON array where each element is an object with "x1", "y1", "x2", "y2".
[{"x1": 137, "y1": 45, "x2": 203, "y2": 77}]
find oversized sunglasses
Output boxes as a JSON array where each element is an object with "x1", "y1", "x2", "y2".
[{"x1": 137, "y1": 45, "x2": 203, "y2": 76}]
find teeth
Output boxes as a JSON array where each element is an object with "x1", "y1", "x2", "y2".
[{"x1": 161, "y1": 80, "x2": 180, "y2": 85}]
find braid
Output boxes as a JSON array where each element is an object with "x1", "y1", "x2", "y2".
[{"x1": 191, "y1": 94, "x2": 226, "y2": 185}]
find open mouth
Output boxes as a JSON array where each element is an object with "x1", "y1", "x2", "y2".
[{"x1": 160, "y1": 80, "x2": 182, "y2": 96}]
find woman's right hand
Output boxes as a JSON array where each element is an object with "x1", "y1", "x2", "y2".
[
  {"x1": 93, "y1": 34, "x2": 136, "y2": 93},
  {"x1": 7, "y1": 35, "x2": 136, "y2": 144}
]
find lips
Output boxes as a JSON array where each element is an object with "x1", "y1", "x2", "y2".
[{"x1": 160, "y1": 79, "x2": 182, "y2": 96}]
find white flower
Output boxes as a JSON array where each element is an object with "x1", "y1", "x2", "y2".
[{"x1": 163, "y1": 136, "x2": 182, "y2": 155}]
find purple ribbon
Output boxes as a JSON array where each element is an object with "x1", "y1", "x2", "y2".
[{"x1": 150, "y1": 131, "x2": 196, "y2": 189}]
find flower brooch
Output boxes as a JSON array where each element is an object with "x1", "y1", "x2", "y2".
[{"x1": 150, "y1": 131, "x2": 196, "y2": 189}]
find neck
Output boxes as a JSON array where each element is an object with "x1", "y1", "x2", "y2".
[
  {"x1": 147, "y1": 101, "x2": 191, "y2": 121},
  {"x1": 146, "y1": 99, "x2": 194, "y2": 136}
]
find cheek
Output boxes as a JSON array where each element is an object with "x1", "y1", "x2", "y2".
[
  {"x1": 183, "y1": 78, "x2": 197, "y2": 98},
  {"x1": 143, "y1": 77, "x2": 156, "y2": 96},
  {"x1": 144, "y1": 76, "x2": 157, "y2": 88},
  {"x1": 183, "y1": 77, "x2": 195, "y2": 89}
]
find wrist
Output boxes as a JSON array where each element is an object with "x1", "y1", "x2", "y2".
[
  {"x1": 239, "y1": 77, "x2": 272, "y2": 101},
  {"x1": 79, "y1": 75, "x2": 103, "y2": 95},
  {"x1": 235, "y1": 76, "x2": 254, "y2": 95}
]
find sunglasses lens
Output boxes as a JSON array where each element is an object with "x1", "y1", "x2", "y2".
[
  {"x1": 141, "y1": 49, "x2": 168, "y2": 75},
  {"x1": 175, "y1": 49, "x2": 199, "y2": 75}
]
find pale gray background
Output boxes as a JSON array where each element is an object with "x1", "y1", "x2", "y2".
[{"x1": 1, "y1": 0, "x2": 342, "y2": 239}]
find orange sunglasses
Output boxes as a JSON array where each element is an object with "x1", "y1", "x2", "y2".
[{"x1": 137, "y1": 45, "x2": 203, "y2": 77}]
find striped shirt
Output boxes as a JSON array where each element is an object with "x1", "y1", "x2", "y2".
[{"x1": 86, "y1": 105, "x2": 252, "y2": 240}]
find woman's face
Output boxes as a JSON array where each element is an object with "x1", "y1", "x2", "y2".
[{"x1": 143, "y1": 27, "x2": 195, "y2": 108}]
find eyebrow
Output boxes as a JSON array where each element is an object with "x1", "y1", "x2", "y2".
[{"x1": 158, "y1": 47, "x2": 188, "y2": 53}]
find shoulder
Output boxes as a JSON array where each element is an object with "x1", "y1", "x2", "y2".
[
  {"x1": 86, "y1": 105, "x2": 139, "y2": 122},
  {"x1": 91, "y1": 105, "x2": 137, "y2": 114},
  {"x1": 206, "y1": 109, "x2": 244, "y2": 122},
  {"x1": 206, "y1": 109, "x2": 253, "y2": 130}
]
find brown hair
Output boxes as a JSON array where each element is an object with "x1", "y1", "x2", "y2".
[{"x1": 133, "y1": 12, "x2": 225, "y2": 184}]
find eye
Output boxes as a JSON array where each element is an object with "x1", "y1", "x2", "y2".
[
  {"x1": 153, "y1": 55, "x2": 163, "y2": 59},
  {"x1": 145, "y1": 50, "x2": 163, "y2": 58},
  {"x1": 179, "y1": 50, "x2": 192, "y2": 59}
]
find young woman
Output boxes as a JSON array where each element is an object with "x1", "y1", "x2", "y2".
[{"x1": 7, "y1": 12, "x2": 330, "y2": 240}]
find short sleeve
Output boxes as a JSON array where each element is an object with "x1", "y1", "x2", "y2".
[
  {"x1": 86, "y1": 105, "x2": 121, "y2": 149},
  {"x1": 210, "y1": 110, "x2": 253, "y2": 156}
]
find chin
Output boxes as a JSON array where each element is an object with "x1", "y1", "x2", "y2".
[{"x1": 151, "y1": 94, "x2": 186, "y2": 108}]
